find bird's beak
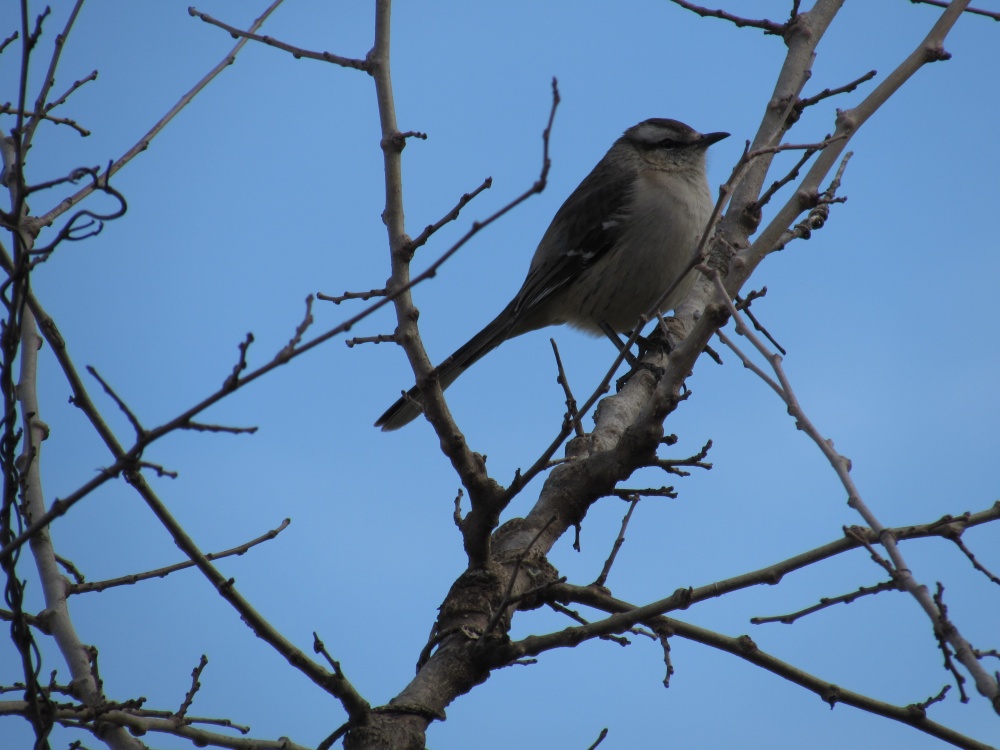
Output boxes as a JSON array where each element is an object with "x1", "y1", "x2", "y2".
[{"x1": 700, "y1": 131, "x2": 730, "y2": 146}]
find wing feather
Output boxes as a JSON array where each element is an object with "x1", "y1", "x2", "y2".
[{"x1": 511, "y1": 166, "x2": 635, "y2": 319}]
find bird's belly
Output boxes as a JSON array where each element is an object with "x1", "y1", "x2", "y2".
[{"x1": 568, "y1": 219, "x2": 703, "y2": 333}]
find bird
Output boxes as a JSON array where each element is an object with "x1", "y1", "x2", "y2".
[{"x1": 376, "y1": 118, "x2": 728, "y2": 431}]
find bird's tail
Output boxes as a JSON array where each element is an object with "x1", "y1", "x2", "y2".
[{"x1": 375, "y1": 301, "x2": 518, "y2": 431}]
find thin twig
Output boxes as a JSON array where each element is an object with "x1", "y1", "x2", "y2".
[
  {"x1": 668, "y1": 0, "x2": 785, "y2": 33},
  {"x1": 746, "y1": 133, "x2": 849, "y2": 160},
  {"x1": 655, "y1": 624, "x2": 674, "y2": 687},
  {"x1": 278, "y1": 295, "x2": 315, "y2": 359},
  {"x1": 593, "y1": 495, "x2": 640, "y2": 587},
  {"x1": 405, "y1": 176, "x2": 493, "y2": 256},
  {"x1": 43, "y1": 69, "x2": 98, "y2": 113},
  {"x1": 933, "y1": 583, "x2": 970, "y2": 703},
  {"x1": 86, "y1": 366, "x2": 144, "y2": 438},
  {"x1": 545, "y1": 602, "x2": 630, "y2": 646},
  {"x1": 948, "y1": 534, "x2": 1000, "y2": 586},
  {"x1": 70, "y1": 519, "x2": 291, "y2": 595},
  {"x1": 651, "y1": 439, "x2": 713, "y2": 477},
  {"x1": 753, "y1": 148, "x2": 817, "y2": 211},
  {"x1": 181, "y1": 421, "x2": 257, "y2": 435},
  {"x1": 175, "y1": 655, "x2": 208, "y2": 721},
  {"x1": 794, "y1": 70, "x2": 878, "y2": 114},
  {"x1": 0, "y1": 30, "x2": 18, "y2": 56},
  {"x1": 137, "y1": 461, "x2": 177, "y2": 479},
  {"x1": 610, "y1": 486, "x2": 676, "y2": 499},
  {"x1": 751, "y1": 579, "x2": 899, "y2": 625},
  {"x1": 188, "y1": 6, "x2": 368, "y2": 70},
  {"x1": 586, "y1": 728, "x2": 609, "y2": 750},
  {"x1": 0, "y1": 104, "x2": 89, "y2": 136},
  {"x1": 317, "y1": 288, "x2": 386, "y2": 304},
  {"x1": 909, "y1": 685, "x2": 951, "y2": 714},
  {"x1": 734, "y1": 288, "x2": 786, "y2": 355},
  {"x1": 907, "y1": 0, "x2": 1000, "y2": 21},
  {"x1": 550, "y1": 339, "x2": 584, "y2": 438},
  {"x1": 54, "y1": 554, "x2": 85, "y2": 584},
  {"x1": 346, "y1": 334, "x2": 396, "y2": 348}
]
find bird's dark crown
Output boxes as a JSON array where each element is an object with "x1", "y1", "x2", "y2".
[{"x1": 623, "y1": 118, "x2": 728, "y2": 151}]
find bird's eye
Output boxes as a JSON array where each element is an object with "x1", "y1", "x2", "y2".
[{"x1": 656, "y1": 138, "x2": 679, "y2": 148}]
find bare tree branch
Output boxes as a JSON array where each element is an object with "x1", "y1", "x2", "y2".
[
  {"x1": 711, "y1": 269, "x2": 999, "y2": 709},
  {"x1": 34, "y1": 0, "x2": 286, "y2": 230},
  {"x1": 70, "y1": 519, "x2": 291, "y2": 595},
  {"x1": 188, "y1": 6, "x2": 368, "y2": 70}
]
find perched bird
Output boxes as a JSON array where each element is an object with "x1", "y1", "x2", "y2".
[{"x1": 376, "y1": 118, "x2": 728, "y2": 431}]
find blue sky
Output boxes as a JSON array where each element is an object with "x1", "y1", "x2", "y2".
[{"x1": 3, "y1": 1, "x2": 999, "y2": 748}]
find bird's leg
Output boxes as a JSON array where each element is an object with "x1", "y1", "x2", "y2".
[
  {"x1": 598, "y1": 321, "x2": 667, "y2": 392},
  {"x1": 599, "y1": 320, "x2": 640, "y2": 367}
]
